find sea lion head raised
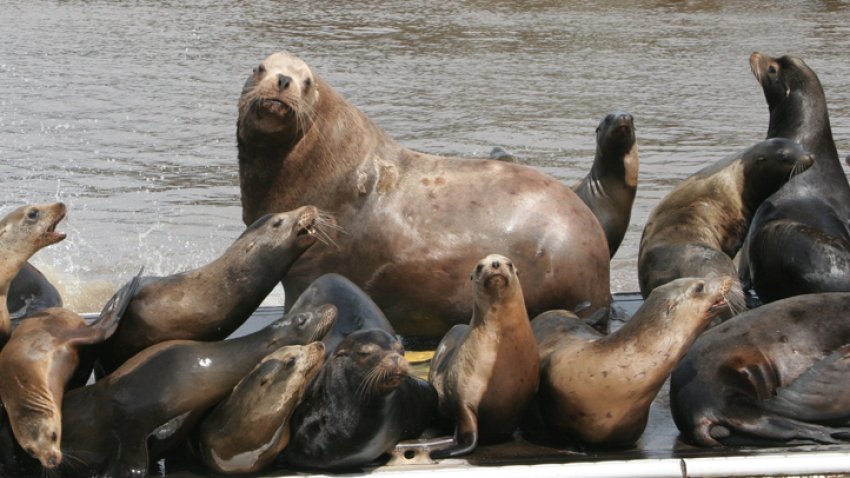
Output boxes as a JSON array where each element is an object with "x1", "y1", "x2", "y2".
[
  {"x1": 0, "y1": 203, "x2": 66, "y2": 262},
  {"x1": 272, "y1": 303, "x2": 338, "y2": 345},
  {"x1": 652, "y1": 276, "x2": 737, "y2": 326},
  {"x1": 238, "y1": 205, "x2": 334, "y2": 256},
  {"x1": 238, "y1": 51, "x2": 319, "y2": 139},
  {"x1": 470, "y1": 254, "x2": 520, "y2": 304}
]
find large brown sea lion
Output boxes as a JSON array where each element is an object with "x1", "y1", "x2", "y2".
[
  {"x1": 0, "y1": 203, "x2": 67, "y2": 347},
  {"x1": 196, "y1": 342, "x2": 325, "y2": 475},
  {"x1": 638, "y1": 138, "x2": 812, "y2": 300},
  {"x1": 0, "y1": 271, "x2": 141, "y2": 469},
  {"x1": 428, "y1": 254, "x2": 539, "y2": 459},
  {"x1": 33, "y1": 303, "x2": 336, "y2": 477},
  {"x1": 236, "y1": 51, "x2": 611, "y2": 337},
  {"x1": 573, "y1": 111, "x2": 638, "y2": 258},
  {"x1": 531, "y1": 276, "x2": 732, "y2": 447},
  {"x1": 671, "y1": 292, "x2": 850, "y2": 447},
  {"x1": 740, "y1": 53, "x2": 850, "y2": 303},
  {"x1": 96, "y1": 206, "x2": 327, "y2": 375}
]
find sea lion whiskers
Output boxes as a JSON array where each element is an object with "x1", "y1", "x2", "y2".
[{"x1": 309, "y1": 211, "x2": 343, "y2": 249}]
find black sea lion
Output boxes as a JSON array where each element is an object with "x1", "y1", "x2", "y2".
[
  {"x1": 283, "y1": 329, "x2": 437, "y2": 470},
  {"x1": 428, "y1": 254, "x2": 539, "y2": 459},
  {"x1": 0, "y1": 203, "x2": 67, "y2": 347},
  {"x1": 8, "y1": 263, "x2": 62, "y2": 320},
  {"x1": 41, "y1": 304, "x2": 337, "y2": 477},
  {"x1": 531, "y1": 276, "x2": 732, "y2": 447},
  {"x1": 671, "y1": 292, "x2": 850, "y2": 447},
  {"x1": 196, "y1": 342, "x2": 325, "y2": 475},
  {"x1": 97, "y1": 205, "x2": 328, "y2": 375},
  {"x1": 237, "y1": 50, "x2": 611, "y2": 338},
  {"x1": 0, "y1": 270, "x2": 141, "y2": 469},
  {"x1": 741, "y1": 53, "x2": 850, "y2": 303},
  {"x1": 286, "y1": 273, "x2": 395, "y2": 354},
  {"x1": 638, "y1": 138, "x2": 812, "y2": 300},
  {"x1": 573, "y1": 111, "x2": 639, "y2": 258}
]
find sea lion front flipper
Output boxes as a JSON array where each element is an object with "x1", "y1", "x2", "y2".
[
  {"x1": 67, "y1": 268, "x2": 145, "y2": 346},
  {"x1": 429, "y1": 404, "x2": 478, "y2": 460},
  {"x1": 763, "y1": 344, "x2": 850, "y2": 423}
]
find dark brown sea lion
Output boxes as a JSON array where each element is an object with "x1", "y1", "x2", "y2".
[
  {"x1": 0, "y1": 271, "x2": 141, "y2": 469},
  {"x1": 639, "y1": 138, "x2": 812, "y2": 300},
  {"x1": 0, "y1": 203, "x2": 67, "y2": 347},
  {"x1": 282, "y1": 329, "x2": 437, "y2": 470},
  {"x1": 39, "y1": 303, "x2": 336, "y2": 477},
  {"x1": 237, "y1": 51, "x2": 611, "y2": 338},
  {"x1": 531, "y1": 276, "x2": 732, "y2": 447},
  {"x1": 8, "y1": 263, "x2": 62, "y2": 320},
  {"x1": 96, "y1": 205, "x2": 327, "y2": 375},
  {"x1": 196, "y1": 342, "x2": 325, "y2": 474},
  {"x1": 671, "y1": 292, "x2": 850, "y2": 447},
  {"x1": 741, "y1": 53, "x2": 850, "y2": 303},
  {"x1": 428, "y1": 254, "x2": 539, "y2": 459},
  {"x1": 286, "y1": 273, "x2": 395, "y2": 355},
  {"x1": 573, "y1": 111, "x2": 638, "y2": 258}
]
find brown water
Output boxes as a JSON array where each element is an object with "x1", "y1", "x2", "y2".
[{"x1": 3, "y1": 1, "x2": 850, "y2": 310}]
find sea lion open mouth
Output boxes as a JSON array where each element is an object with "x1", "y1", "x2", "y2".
[
  {"x1": 45, "y1": 211, "x2": 67, "y2": 243},
  {"x1": 260, "y1": 98, "x2": 291, "y2": 117}
]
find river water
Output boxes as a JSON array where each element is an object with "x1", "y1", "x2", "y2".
[{"x1": 2, "y1": 1, "x2": 850, "y2": 311}]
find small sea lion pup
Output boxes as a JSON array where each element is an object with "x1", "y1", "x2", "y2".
[
  {"x1": 573, "y1": 111, "x2": 639, "y2": 257},
  {"x1": 740, "y1": 53, "x2": 850, "y2": 303},
  {"x1": 196, "y1": 342, "x2": 325, "y2": 475},
  {"x1": 638, "y1": 138, "x2": 812, "y2": 301},
  {"x1": 96, "y1": 205, "x2": 328, "y2": 375},
  {"x1": 531, "y1": 276, "x2": 732, "y2": 447},
  {"x1": 40, "y1": 303, "x2": 337, "y2": 477},
  {"x1": 0, "y1": 203, "x2": 67, "y2": 348},
  {"x1": 282, "y1": 329, "x2": 437, "y2": 470},
  {"x1": 428, "y1": 254, "x2": 539, "y2": 459},
  {"x1": 671, "y1": 292, "x2": 850, "y2": 447},
  {"x1": 237, "y1": 51, "x2": 611, "y2": 338},
  {"x1": 8, "y1": 263, "x2": 62, "y2": 320},
  {"x1": 0, "y1": 270, "x2": 141, "y2": 469}
]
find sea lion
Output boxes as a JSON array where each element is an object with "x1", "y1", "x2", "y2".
[
  {"x1": 531, "y1": 276, "x2": 732, "y2": 447},
  {"x1": 38, "y1": 303, "x2": 337, "y2": 477},
  {"x1": 573, "y1": 111, "x2": 639, "y2": 258},
  {"x1": 96, "y1": 205, "x2": 328, "y2": 375},
  {"x1": 8, "y1": 263, "x2": 62, "y2": 320},
  {"x1": 196, "y1": 342, "x2": 325, "y2": 475},
  {"x1": 428, "y1": 254, "x2": 539, "y2": 459},
  {"x1": 237, "y1": 50, "x2": 611, "y2": 338},
  {"x1": 0, "y1": 270, "x2": 141, "y2": 469},
  {"x1": 671, "y1": 292, "x2": 850, "y2": 447},
  {"x1": 638, "y1": 138, "x2": 812, "y2": 299},
  {"x1": 741, "y1": 53, "x2": 850, "y2": 303},
  {"x1": 489, "y1": 147, "x2": 516, "y2": 163},
  {"x1": 286, "y1": 273, "x2": 395, "y2": 354},
  {"x1": 0, "y1": 203, "x2": 67, "y2": 347},
  {"x1": 283, "y1": 329, "x2": 438, "y2": 470}
]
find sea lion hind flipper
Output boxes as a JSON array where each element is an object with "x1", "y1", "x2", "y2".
[
  {"x1": 762, "y1": 344, "x2": 850, "y2": 423},
  {"x1": 429, "y1": 404, "x2": 478, "y2": 460},
  {"x1": 722, "y1": 412, "x2": 850, "y2": 446},
  {"x1": 67, "y1": 268, "x2": 145, "y2": 346}
]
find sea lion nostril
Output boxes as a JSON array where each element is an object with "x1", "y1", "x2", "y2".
[{"x1": 278, "y1": 74, "x2": 292, "y2": 90}]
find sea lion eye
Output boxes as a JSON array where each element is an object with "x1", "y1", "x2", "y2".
[
  {"x1": 693, "y1": 283, "x2": 705, "y2": 294},
  {"x1": 272, "y1": 219, "x2": 283, "y2": 228},
  {"x1": 51, "y1": 431, "x2": 57, "y2": 443},
  {"x1": 27, "y1": 209, "x2": 39, "y2": 220},
  {"x1": 475, "y1": 264, "x2": 484, "y2": 275},
  {"x1": 284, "y1": 357, "x2": 296, "y2": 369},
  {"x1": 768, "y1": 65, "x2": 777, "y2": 75},
  {"x1": 304, "y1": 78, "x2": 312, "y2": 88},
  {"x1": 254, "y1": 64, "x2": 266, "y2": 76}
]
